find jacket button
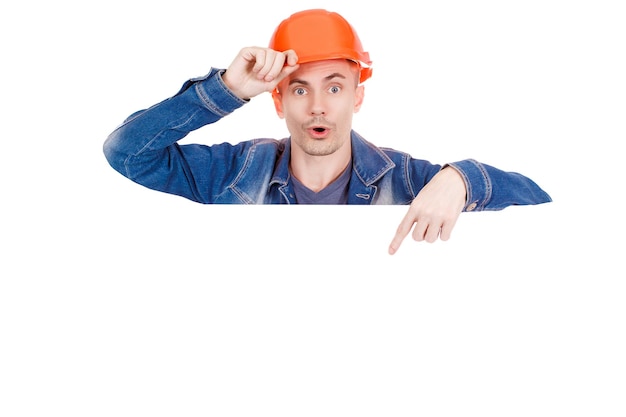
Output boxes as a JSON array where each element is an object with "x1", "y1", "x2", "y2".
[{"x1": 466, "y1": 202, "x2": 477, "y2": 211}]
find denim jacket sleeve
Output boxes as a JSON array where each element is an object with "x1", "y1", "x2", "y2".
[
  {"x1": 446, "y1": 159, "x2": 552, "y2": 211},
  {"x1": 103, "y1": 68, "x2": 248, "y2": 202}
]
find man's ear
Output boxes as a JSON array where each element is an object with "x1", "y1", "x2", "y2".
[
  {"x1": 272, "y1": 90, "x2": 284, "y2": 118},
  {"x1": 354, "y1": 85, "x2": 365, "y2": 113}
]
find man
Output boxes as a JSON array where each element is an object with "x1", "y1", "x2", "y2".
[{"x1": 103, "y1": 9, "x2": 551, "y2": 255}]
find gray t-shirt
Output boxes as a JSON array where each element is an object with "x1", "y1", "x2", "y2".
[{"x1": 291, "y1": 165, "x2": 351, "y2": 204}]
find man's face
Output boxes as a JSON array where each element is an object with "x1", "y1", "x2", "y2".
[{"x1": 274, "y1": 59, "x2": 364, "y2": 157}]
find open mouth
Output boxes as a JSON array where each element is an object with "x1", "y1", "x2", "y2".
[{"x1": 307, "y1": 126, "x2": 330, "y2": 138}]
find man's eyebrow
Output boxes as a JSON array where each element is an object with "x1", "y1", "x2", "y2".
[
  {"x1": 288, "y1": 78, "x2": 309, "y2": 87},
  {"x1": 288, "y1": 73, "x2": 347, "y2": 86},
  {"x1": 324, "y1": 72, "x2": 347, "y2": 81}
]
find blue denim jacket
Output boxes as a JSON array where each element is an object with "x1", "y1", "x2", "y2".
[{"x1": 104, "y1": 68, "x2": 552, "y2": 209}]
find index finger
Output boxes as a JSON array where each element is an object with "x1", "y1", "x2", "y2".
[
  {"x1": 273, "y1": 50, "x2": 300, "y2": 83},
  {"x1": 388, "y1": 212, "x2": 414, "y2": 255},
  {"x1": 282, "y1": 49, "x2": 299, "y2": 66}
]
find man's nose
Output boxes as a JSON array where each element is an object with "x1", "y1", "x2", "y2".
[{"x1": 309, "y1": 92, "x2": 326, "y2": 115}]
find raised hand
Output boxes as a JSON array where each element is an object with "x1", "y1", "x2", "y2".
[{"x1": 222, "y1": 47, "x2": 299, "y2": 100}]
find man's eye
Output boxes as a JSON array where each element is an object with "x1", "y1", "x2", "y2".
[
  {"x1": 294, "y1": 87, "x2": 306, "y2": 95},
  {"x1": 329, "y1": 86, "x2": 341, "y2": 94}
]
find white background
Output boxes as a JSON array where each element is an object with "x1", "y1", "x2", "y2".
[{"x1": 1, "y1": 1, "x2": 625, "y2": 416}]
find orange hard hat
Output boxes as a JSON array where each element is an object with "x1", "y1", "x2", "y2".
[{"x1": 268, "y1": 9, "x2": 373, "y2": 83}]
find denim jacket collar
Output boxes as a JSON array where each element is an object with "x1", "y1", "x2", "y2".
[{"x1": 349, "y1": 131, "x2": 396, "y2": 185}]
